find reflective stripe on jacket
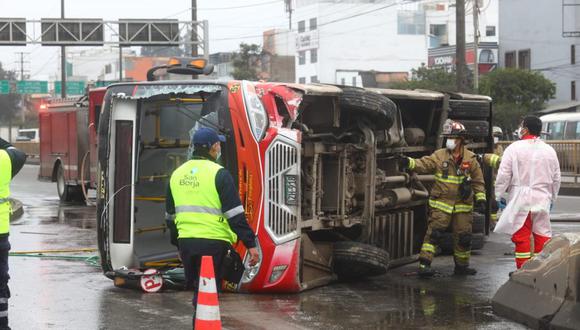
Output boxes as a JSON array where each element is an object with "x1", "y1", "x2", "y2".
[
  {"x1": 169, "y1": 159, "x2": 237, "y2": 244},
  {"x1": 409, "y1": 147, "x2": 485, "y2": 214},
  {"x1": 0, "y1": 150, "x2": 12, "y2": 234}
]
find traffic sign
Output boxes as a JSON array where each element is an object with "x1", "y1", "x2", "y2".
[
  {"x1": 0, "y1": 80, "x2": 10, "y2": 94},
  {"x1": 55, "y1": 81, "x2": 86, "y2": 96},
  {"x1": 16, "y1": 80, "x2": 48, "y2": 94}
]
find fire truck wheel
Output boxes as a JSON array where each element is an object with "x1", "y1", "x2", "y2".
[
  {"x1": 448, "y1": 100, "x2": 491, "y2": 119},
  {"x1": 338, "y1": 86, "x2": 397, "y2": 129},
  {"x1": 332, "y1": 241, "x2": 390, "y2": 281},
  {"x1": 56, "y1": 163, "x2": 72, "y2": 202},
  {"x1": 454, "y1": 119, "x2": 489, "y2": 137}
]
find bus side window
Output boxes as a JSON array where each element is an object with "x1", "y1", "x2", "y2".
[{"x1": 564, "y1": 121, "x2": 578, "y2": 140}]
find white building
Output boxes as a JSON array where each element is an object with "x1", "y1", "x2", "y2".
[
  {"x1": 499, "y1": 0, "x2": 580, "y2": 104},
  {"x1": 68, "y1": 47, "x2": 136, "y2": 82},
  {"x1": 293, "y1": 0, "x2": 499, "y2": 86}
]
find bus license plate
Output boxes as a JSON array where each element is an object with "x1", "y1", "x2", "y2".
[{"x1": 284, "y1": 175, "x2": 298, "y2": 205}]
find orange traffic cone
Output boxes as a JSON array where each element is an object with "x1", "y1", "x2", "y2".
[{"x1": 194, "y1": 256, "x2": 222, "y2": 330}]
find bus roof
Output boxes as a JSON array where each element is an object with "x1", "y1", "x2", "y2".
[{"x1": 540, "y1": 112, "x2": 580, "y2": 122}]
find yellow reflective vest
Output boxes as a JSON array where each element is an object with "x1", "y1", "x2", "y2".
[
  {"x1": 0, "y1": 150, "x2": 12, "y2": 234},
  {"x1": 169, "y1": 159, "x2": 237, "y2": 244},
  {"x1": 409, "y1": 147, "x2": 486, "y2": 214}
]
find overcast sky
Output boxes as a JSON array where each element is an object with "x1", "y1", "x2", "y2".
[{"x1": 0, "y1": 0, "x2": 289, "y2": 79}]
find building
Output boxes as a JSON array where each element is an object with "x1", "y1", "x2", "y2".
[
  {"x1": 68, "y1": 47, "x2": 137, "y2": 82},
  {"x1": 293, "y1": 0, "x2": 499, "y2": 86},
  {"x1": 499, "y1": 0, "x2": 580, "y2": 104},
  {"x1": 208, "y1": 52, "x2": 235, "y2": 80}
]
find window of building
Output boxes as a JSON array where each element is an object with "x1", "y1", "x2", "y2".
[
  {"x1": 341, "y1": 78, "x2": 346, "y2": 85},
  {"x1": 352, "y1": 77, "x2": 357, "y2": 86},
  {"x1": 298, "y1": 77, "x2": 306, "y2": 84},
  {"x1": 572, "y1": 45, "x2": 576, "y2": 65},
  {"x1": 505, "y1": 51, "x2": 516, "y2": 68},
  {"x1": 298, "y1": 20, "x2": 305, "y2": 33},
  {"x1": 486, "y1": 26, "x2": 496, "y2": 37},
  {"x1": 105, "y1": 64, "x2": 112, "y2": 74},
  {"x1": 518, "y1": 49, "x2": 531, "y2": 69},
  {"x1": 397, "y1": 10, "x2": 425, "y2": 35},
  {"x1": 573, "y1": 81, "x2": 577, "y2": 101},
  {"x1": 310, "y1": 49, "x2": 317, "y2": 63},
  {"x1": 298, "y1": 51, "x2": 306, "y2": 65},
  {"x1": 309, "y1": 18, "x2": 317, "y2": 31},
  {"x1": 429, "y1": 24, "x2": 448, "y2": 47},
  {"x1": 310, "y1": 75, "x2": 318, "y2": 83}
]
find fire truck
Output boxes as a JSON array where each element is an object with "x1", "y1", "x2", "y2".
[
  {"x1": 97, "y1": 58, "x2": 494, "y2": 292},
  {"x1": 38, "y1": 88, "x2": 106, "y2": 201}
]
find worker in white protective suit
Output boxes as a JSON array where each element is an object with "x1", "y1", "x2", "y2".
[{"x1": 494, "y1": 115, "x2": 561, "y2": 269}]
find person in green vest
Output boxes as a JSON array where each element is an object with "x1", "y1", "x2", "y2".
[
  {"x1": 0, "y1": 137, "x2": 26, "y2": 330},
  {"x1": 165, "y1": 127, "x2": 258, "y2": 318}
]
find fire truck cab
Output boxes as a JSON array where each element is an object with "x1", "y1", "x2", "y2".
[{"x1": 97, "y1": 58, "x2": 493, "y2": 292}]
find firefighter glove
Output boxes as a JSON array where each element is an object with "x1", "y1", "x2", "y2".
[
  {"x1": 497, "y1": 198, "x2": 507, "y2": 210},
  {"x1": 459, "y1": 177, "x2": 472, "y2": 200},
  {"x1": 474, "y1": 200, "x2": 486, "y2": 214},
  {"x1": 398, "y1": 156, "x2": 410, "y2": 170}
]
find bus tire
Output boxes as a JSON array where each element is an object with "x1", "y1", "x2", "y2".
[
  {"x1": 472, "y1": 212, "x2": 486, "y2": 233},
  {"x1": 471, "y1": 233, "x2": 486, "y2": 251},
  {"x1": 332, "y1": 241, "x2": 390, "y2": 281},
  {"x1": 338, "y1": 86, "x2": 396, "y2": 129},
  {"x1": 448, "y1": 100, "x2": 490, "y2": 119},
  {"x1": 455, "y1": 119, "x2": 489, "y2": 137}
]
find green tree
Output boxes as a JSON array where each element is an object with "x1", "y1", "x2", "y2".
[
  {"x1": 479, "y1": 68, "x2": 555, "y2": 132},
  {"x1": 0, "y1": 63, "x2": 21, "y2": 124},
  {"x1": 232, "y1": 43, "x2": 261, "y2": 81},
  {"x1": 391, "y1": 64, "x2": 473, "y2": 93}
]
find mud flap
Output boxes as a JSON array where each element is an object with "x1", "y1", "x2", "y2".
[{"x1": 492, "y1": 233, "x2": 580, "y2": 330}]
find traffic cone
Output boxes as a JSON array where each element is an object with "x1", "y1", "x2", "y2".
[{"x1": 194, "y1": 255, "x2": 222, "y2": 330}]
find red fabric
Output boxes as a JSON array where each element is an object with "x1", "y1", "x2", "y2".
[
  {"x1": 521, "y1": 134, "x2": 538, "y2": 140},
  {"x1": 511, "y1": 212, "x2": 550, "y2": 269}
]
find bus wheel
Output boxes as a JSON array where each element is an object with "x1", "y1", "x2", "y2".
[
  {"x1": 56, "y1": 164, "x2": 72, "y2": 202},
  {"x1": 332, "y1": 241, "x2": 390, "y2": 281}
]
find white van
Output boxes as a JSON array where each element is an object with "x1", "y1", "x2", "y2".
[{"x1": 540, "y1": 112, "x2": 580, "y2": 140}]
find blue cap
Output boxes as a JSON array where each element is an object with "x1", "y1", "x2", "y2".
[{"x1": 192, "y1": 127, "x2": 226, "y2": 148}]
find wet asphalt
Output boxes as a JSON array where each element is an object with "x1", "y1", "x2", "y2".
[{"x1": 7, "y1": 165, "x2": 580, "y2": 329}]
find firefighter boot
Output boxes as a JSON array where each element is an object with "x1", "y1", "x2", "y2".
[
  {"x1": 418, "y1": 262, "x2": 436, "y2": 278},
  {"x1": 454, "y1": 265, "x2": 477, "y2": 276}
]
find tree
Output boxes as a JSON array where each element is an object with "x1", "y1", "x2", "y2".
[
  {"x1": 232, "y1": 43, "x2": 261, "y2": 81},
  {"x1": 479, "y1": 68, "x2": 555, "y2": 132},
  {"x1": 391, "y1": 64, "x2": 473, "y2": 93},
  {"x1": 0, "y1": 63, "x2": 21, "y2": 125}
]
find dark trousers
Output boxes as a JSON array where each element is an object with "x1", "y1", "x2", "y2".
[
  {"x1": 0, "y1": 236, "x2": 10, "y2": 329},
  {"x1": 178, "y1": 238, "x2": 229, "y2": 310}
]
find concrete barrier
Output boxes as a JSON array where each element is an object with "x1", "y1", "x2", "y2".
[{"x1": 492, "y1": 233, "x2": 580, "y2": 330}]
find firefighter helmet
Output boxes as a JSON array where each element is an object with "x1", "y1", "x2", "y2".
[
  {"x1": 441, "y1": 119, "x2": 467, "y2": 137},
  {"x1": 492, "y1": 126, "x2": 503, "y2": 137}
]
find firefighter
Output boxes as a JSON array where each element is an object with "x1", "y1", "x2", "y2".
[
  {"x1": 494, "y1": 116, "x2": 560, "y2": 269},
  {"x1": 165, "y1": 127, "x2": 259, "y2": 322},
  {"x1": 399, "y1": 120, "x2": 486, "y2": 277},
  {"x1": 480, "y1": 126, "x2": 504, "y2": 228},
  {"x1": 0, "y1": 137, "x2": 26, "y2": 330}
]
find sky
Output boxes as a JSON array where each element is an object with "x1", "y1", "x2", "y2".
[{"x1": 0, "y1": 0, "x2": 290, "y2": 80}]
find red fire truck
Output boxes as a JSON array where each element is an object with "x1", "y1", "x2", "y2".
[
  {"x1": 38, "y1": 88, "x2": 106, "y2": 201},
  {"x1": 97, "y1": 58, "x2": 494, "y2": 292}
]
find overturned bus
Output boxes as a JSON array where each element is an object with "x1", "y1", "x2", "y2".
[{"x1": 97, "y1": 58, "x2": 494, "y2": 293}]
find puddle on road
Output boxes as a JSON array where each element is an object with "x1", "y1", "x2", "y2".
[{"x1": 14, "y1": 197, "x2": 97, "y2": 230}]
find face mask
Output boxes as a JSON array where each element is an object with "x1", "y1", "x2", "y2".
[
  {"x1": 216, "y1": 150, "x2": 222, "y2": 160},
  {"x1": 494, "y1": 137, "x2": 499, "y2": 144},
  {"x1": 446, "y1": 139, "x2": 457, "y2": 150}
]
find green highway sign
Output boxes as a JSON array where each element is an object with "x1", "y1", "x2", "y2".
[
  {"x1": 0, "y1": 81, "x2": 10, "y2": 94},
  {"x1": 55, "y1": 81, "x2": 86, "y2": 96},
  {"x1": 16, "y1": 80, "x2": 48, "y2": 94}
]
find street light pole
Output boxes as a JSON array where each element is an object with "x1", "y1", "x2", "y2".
[
  {"x1": 60, "y1": 0, "x2": 66, "y2": 98},
  {"x1": 473, "y1": 0, "x2": 480, "y2": 91},
  {"x1": 456, "y1": 0, "x2": 467, "y2": 92}
]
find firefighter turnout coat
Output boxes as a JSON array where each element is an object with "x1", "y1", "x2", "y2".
[{"x1": 409, "y1": 147, "x2": 486, "y2": 213}]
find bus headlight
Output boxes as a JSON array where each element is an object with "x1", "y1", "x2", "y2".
[
  {"x1": 241, "y1": 240, "x2": 262, "y2": 284},
  {"x1": 242, "y1": 81, "x2": 268, "y2": 142}
]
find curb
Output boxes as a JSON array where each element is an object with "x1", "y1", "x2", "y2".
[{"x1": 9, "y1": 199, "x2": 23, "y2": 221}]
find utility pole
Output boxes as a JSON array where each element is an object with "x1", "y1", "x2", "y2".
[
  {"x1": 61, "y1": 0, "x2": 67, "y2": 98},
  {"x1": 14, "y1": 52, "x2": 30, "y2": 81},
  {"x1": 119, "y1": 46, "x2": 123, "y2": 81},
  {"x1": 286, "y1": 0, "x2": 293, "y2": 30},
  {"x1": 191, "y1": 0, "x2": 198, "y2": 57},
  {"x1": 473, "y1": 0, "x2": 480, "y2": 91},
  {"x1": 456, "y1": 0, "x2": 467, "y2": 92}
]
